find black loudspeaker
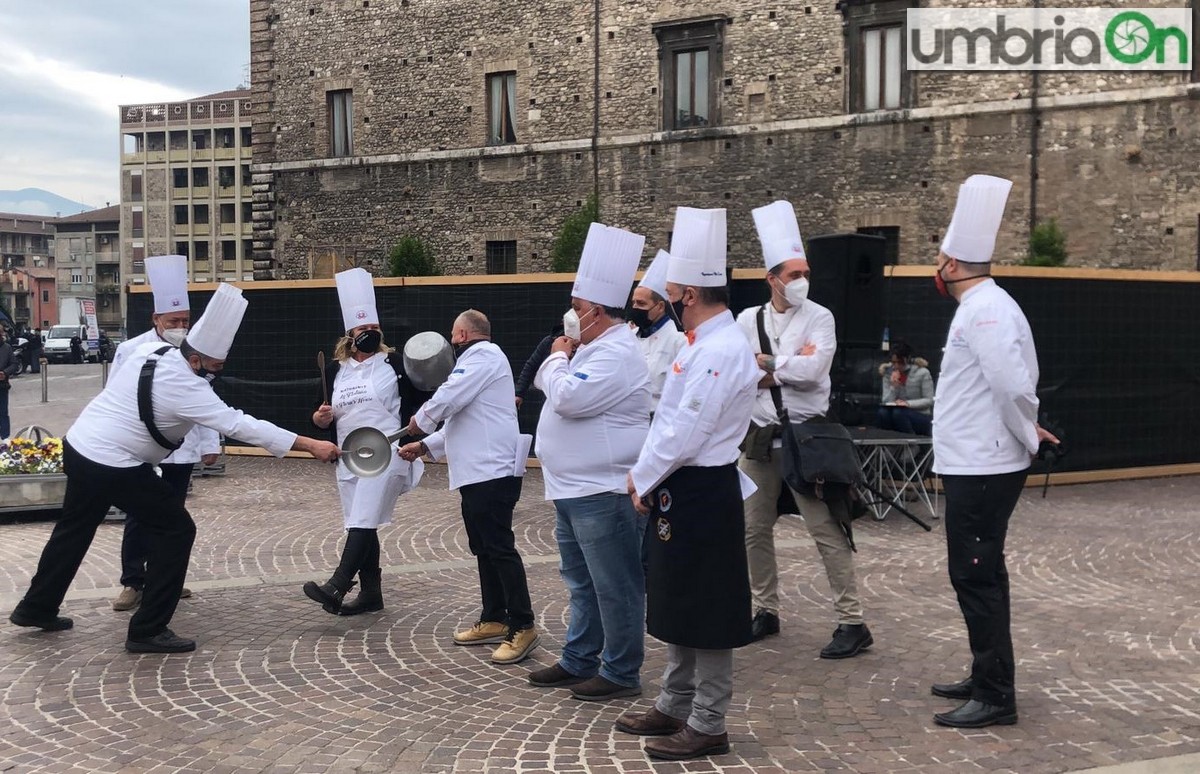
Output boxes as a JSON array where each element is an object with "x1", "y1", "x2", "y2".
[{"x1": 805, "y1": 233, "x2": 887, "y2": 349}]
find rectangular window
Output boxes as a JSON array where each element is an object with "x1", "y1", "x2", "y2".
[
  {"x1": 218, "y1": 166, "x2": 236, "y2": 188},
  {"x1": 486, "y1": 73, "x2": 517, "y2": 145},
  {"x1": 131, "y1": 208, "x2": 144, "y2": 239},
  {"x1": 132, "y1": 245, "x2": 145, "y2": 273},
  {"x1": 673, "y1": 49, "x2": 711, "y2": 128},
  {"x1": 175, "y1": 241, "x2": 189, "y2": 257},
  {"x1": 844, "y1": 1, "x2": 914, "y2": 113},
  {"x1": 173, "y1": 168, "x2": 189, "y2": 188},
  {"x1": 193, "y1": 204, "x2": 210, "y2": 224},
  {"x1": 861, "y1": 25, "x2": 902, "y2": 111},
  {"x1": 174, "y1": 205, "x2": 189, "y2": 226},
  {"x1": 41, "y1": 289, "x2": 49, "y2": 303},
  {"x1": 220, "y1": 203, "x2": 236, "y2": 224},
  {"x1": 327, "y1": 89, "x2": 354, "y2": 157},
  {"x1": 192, "y1": 129, "x2": 209, "y2": 150},
  {"x1": 71, "y1": 272, "x2": 83, "y2": 284},
  {"x1": 193, "y1": 168, "x2": 209, "y2": 187},
  {"x1": 130, "y1": 171, "x2": 143, "y2": 202},
  {"x1": 654, "y1": 16, "x2": 727, "y2": 131},
  {"x1": 486, "y1": 240, "x2": 517, "y2": 274},
  {"x1": 194, "y1": 241, "x2": 211, "y2": 260}
]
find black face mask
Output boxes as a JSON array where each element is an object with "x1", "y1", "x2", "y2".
[
  {"x1": 669, "y1": 299, "x2": 686, "y2": 327},
  {"x1": 628, "y1": 308, "x2": 654, "y2": 336},
  {"x1": 453, "y1": 339, "x2": 480, "y2": 358},
  {"x1": 354, "y1": 329, "x2": 382, "y2": 354}
]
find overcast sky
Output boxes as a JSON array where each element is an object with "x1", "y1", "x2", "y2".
[{"x1": 0, "y1": 0, "x2": 249, "y2": 209}]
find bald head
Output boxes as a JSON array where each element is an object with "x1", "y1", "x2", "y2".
[{"x1": 451, "y1": 309, "x2": 491, "y2": 348}]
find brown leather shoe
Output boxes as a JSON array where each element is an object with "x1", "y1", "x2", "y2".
[
  {"x1": 614, "y1": 706, "x2": 686, "y2": 736},
  {"x1": 644, "y1": 725, "x2": 731, "y2": 761}
]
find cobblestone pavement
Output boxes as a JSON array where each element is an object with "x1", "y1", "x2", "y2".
[{"x1": 2, "y1": 456, "x2": 1199, "y2": 773}]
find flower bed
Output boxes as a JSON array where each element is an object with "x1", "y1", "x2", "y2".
[
  {"x1": 0, "y1": 438, "x2": 66, "y2": 514},
  {"x1": 0, "y1": 437, "x2": 64, "y2": 475}
]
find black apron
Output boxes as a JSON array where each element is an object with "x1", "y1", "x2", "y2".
[{"x1": 646, "y1": 464, "x2": 753, "y2": 649}]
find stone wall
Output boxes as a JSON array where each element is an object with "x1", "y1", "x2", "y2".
[{"x1": 254, "y1": 0, "x2": 1200, "y2": 276}]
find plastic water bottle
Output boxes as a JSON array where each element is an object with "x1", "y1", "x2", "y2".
[{"x1": 881, "y1": 326, "x2": 890, "y2": 353}]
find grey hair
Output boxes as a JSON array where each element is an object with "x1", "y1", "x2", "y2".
[{"x1": 455, "y1": 309, "x2": 492, "y2": 337}]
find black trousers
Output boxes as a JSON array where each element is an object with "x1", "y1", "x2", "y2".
[
  {"x1": 458, "y1": 475, "x2": 534, "y2": 630},
  {"x1": 15, "y1": 442, "x2": 196, "y2": 640},
  {"x1": 120, "y1": 463, "x2": 194, "y2": 589},
  {"x1": 943, "y1": 469, "x2": 1028, "y2": 707}
]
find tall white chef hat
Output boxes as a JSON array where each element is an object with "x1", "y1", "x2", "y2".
[
  {"x1": 145, "y1": 254, "x2": 189, "y2": 315},
  {"x1": 752, "y1": 200, "x2": 806, "y2": 270},
  {"x1": 335, "y1": 268, "x2": 379, "y2": 331},
  {"x1": 941, "y1": 175, "x2": 1014, "y2": 264},
  {"x1": 186, "y1": 283, "x2": 247, "y2": 361},
  {"x1": 665, "y1": 207, "x2": 727, "y2": 288},
  {"x1": 571, "y1": 223, "x2": 646, "y2": 308},
  {"x1": 638, "y1": 250, "x2": 672, "y2": 299}
]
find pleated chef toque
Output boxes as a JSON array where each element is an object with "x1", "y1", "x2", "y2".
[
  {"x1": 146, "y1": 255, "x2": 189, "y2": 314},
  {"x1": 335, "y1": 268, "x2": 380, "y2": 331},
  {"x1": 571, "y1": 223, "x2": 646, "y2": 308},
  {"x1": 941, "y1": 175, "x2": 1014, "y2": 264},
  {"x1": 638, "y1": 250, "x2": 672, "y2": 299},
  {"x1": 665, "y1": 207, "x2": 727, "y2": 288},
  {"x1": 752, "y1": 201, "x2": 806, "y2": 270},
  {"x1": 186, "y1": 283, "x2": 247, "y2": 360}
]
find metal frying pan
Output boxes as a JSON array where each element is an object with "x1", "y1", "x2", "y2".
[{"x1": 340, "y1": 426, "x2": 414, "y2": 478}]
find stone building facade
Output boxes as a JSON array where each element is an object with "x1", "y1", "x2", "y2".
[{"x1": 250, "y1": 0, "x2": 1200, "y2": 277}]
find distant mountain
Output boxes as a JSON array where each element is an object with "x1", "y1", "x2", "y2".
[{"x1": 0, "y1": 189, "x2": 94, "y2": 218}]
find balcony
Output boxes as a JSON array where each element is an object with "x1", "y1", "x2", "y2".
[
  {"x1": 241, "y1": 185, "x2": 252, "y2": 197},
  {"x1": 242, "y1": 221, "x2": 253, "y2": 235},
  {"x1": 191, "y1": 186, "x2": 210, "y2": 199},
  {"x1": 145, "y1": 150, "x2": 167, "y2": 163},
  {"x1": 217, "y1": 185, "x2": 237, "y2": 199},
  {"x1": 219, "y1": 223, "x2": 237, "y2": 236},
  {"x1": 192, "y1": 223, "x2": 211, "y2": 236},
  {"x1": 193, "y1": 148, "x2": 213, "y2": 161},
  {"x1": 214, "y1": 148, "x2": 237, "y2": 161},
  {"x1": 169, "y1": 150, "x2": 189, "y2": 162},
  {"x1": 121, "y1": 152, "x2": 144, "y2": 164},
  {"x1": 95, "y1": 252, "x2": 120, "y2": 265},
  {"x1": 96, "y1": 282, "x2": 120, "y2": 294},
  {"x1": 172, "y1": 187, "x2": 189, "y2": 200}
]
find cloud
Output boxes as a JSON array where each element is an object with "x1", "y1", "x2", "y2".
[{"x1": 0, "y1": 1, "x2": 249, "y2": 208}]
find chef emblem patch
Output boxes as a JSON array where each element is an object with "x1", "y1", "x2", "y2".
[
  {"x1": 356, "y1": 309, "x2": 367, "y2": 320},
  {"x1": 657, "y1": 488, "x2": 672, "y2": 513},
  {"x1": 171, "y1": 298, "x2": 181, "y2": 307},
  {"x1": 656, "y1": 516, "x2": 671, "y2": 542}
]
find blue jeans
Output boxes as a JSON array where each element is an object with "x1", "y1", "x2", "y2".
[
  {"x1": 877, "y1": 405, "x2": 932, "y2": 436},
  {"x1": 554, "y1": 492, "x2": 647, "y2": 688}
]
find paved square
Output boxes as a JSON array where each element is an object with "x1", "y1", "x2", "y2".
[{"x1": 2, "y1": 455, "x2": 1199, "y2": 773}]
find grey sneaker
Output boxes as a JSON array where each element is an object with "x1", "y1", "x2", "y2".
[{"x1": 112, "y1": 587, "x2": 142, "y2": 611}]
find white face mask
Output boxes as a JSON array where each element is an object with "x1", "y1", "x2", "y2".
[
  {"x1": 160, "y1": 328, "x2": 187, "y2": 347},
  {"x1": 562, "y1": 306, "x2": 597, "y2": 342},
  {"x1": 778, "y1": 277, "x2": 809, "y2": 308}
]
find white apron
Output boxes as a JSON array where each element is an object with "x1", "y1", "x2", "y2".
[{"x1": 333, "y1": 356, "x2": 424, "y2": 529}]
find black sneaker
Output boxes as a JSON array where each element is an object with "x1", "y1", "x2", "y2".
[
  {"x1": 819, "y1": 623, "x2": 873, "y2": 659},
  {"x1": 126, "y1": 628, "x2": 196, "y2": 653},
  {"x1": 750, "y1": 609, "x2": 780, "y2": 642}
]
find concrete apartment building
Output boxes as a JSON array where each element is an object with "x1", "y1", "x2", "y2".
[
  {"x1": 119, "y1": 89, "x2": 255, "y2": 286},
  {"x1": 0, "y1": 214, "x2": 56, "y2": 329},
  {"x1": 247, "y1": 0, "x2": 1200, "y2": 279},
  {"x1": 53, "y1": 206, "x2": 122, "y2": 332}
]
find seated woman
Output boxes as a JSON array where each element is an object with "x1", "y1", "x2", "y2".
[{"x1": 876, "y1": 340, "x2": 934, "y2": 436}]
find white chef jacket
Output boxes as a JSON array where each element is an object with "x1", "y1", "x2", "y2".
[
  {"x1": 932, "y1": 279, "x2": 1040, "y2": 476},
  {"x1": 67, "y1": 342, "x2": 296, "y2": 467},
  {"x1": 636, "y1": 317, "x2": 686, "y2": 409},
  {"x1": 332, "y1": 353, "x2": 423, "y2": 528},
  {"x1": 413, "y1": 341, "x2": 527, "y2": 490},
  {"x1": 111, "y1": 328, "x2": 221, "y2": 465},
  {"x1": 630, "y1": 310, "x2": 760, "y2": 497},
  {"x1": 535, "y1": 323, "x2": 651, "y2": 500},
  {"x1": 736, "y1": 300, "x2": 836, "y2": 428}
]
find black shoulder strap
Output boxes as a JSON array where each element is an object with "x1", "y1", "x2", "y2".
[
  {"x1": 139, "y1": 345, "x2": 184, "y2": 451},
  {"x1": 755, "y1": 305, "x2": 788, "y2": 423}
]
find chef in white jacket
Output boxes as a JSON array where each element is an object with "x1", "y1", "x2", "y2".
[
  {"x1": 399, "y1": 310, "x2": 540, "y2": 666},
  {"x1": 929, "y1": 174, "x2": 1057, "y2": 730},
  {"x1": 304, "y1": 268, "x2": 424, "y2": 617},
  {"x1": 616, "y1": 208, "x2": 760, "y2": 762},
  {"x1": 8, "y1": 284, "x2": 340, "y2": 653},
  {"x1": 109, "y1": 255, "x2": 220, "y2": 613},
  {"x1": 629, "y1": 250, "x2": 685, "y2": 410},
  {"x1": 527, "y1": 223, "x2": 652, "y2": 702},
  {"x1": 736, "y1": 201, "x2": 873, "y2": 659}
]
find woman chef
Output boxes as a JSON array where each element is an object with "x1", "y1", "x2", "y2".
[{"x1": 303, "y1": 268, "x2": 423, "y2": 616}]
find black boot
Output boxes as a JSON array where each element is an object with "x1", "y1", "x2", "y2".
[
  {"x1": 303, "y1": 528, "x2": 371, "y2": 614},
  {"x1": 339, "y1": 567, "x2": 384, "y2": 616}
]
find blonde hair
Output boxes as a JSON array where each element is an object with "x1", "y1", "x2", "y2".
[{"x1": 334, "y1": 331, "x2": 396, "y2": 362}]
